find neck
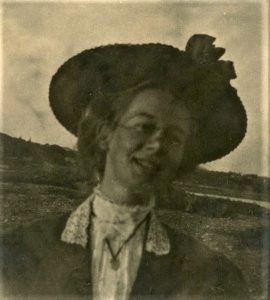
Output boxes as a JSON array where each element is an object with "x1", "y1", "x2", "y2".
[{"x1": 99, "y1": 178, "x2": 154, "y2": 206}]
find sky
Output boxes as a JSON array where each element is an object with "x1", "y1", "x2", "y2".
[{"x1": 1, "y1": 1, "x2": 269, "y2": 176}]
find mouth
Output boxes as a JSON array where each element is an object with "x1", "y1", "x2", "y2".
[{"x1": 132, "y1": 157, "x2": 161, "y2": 174}]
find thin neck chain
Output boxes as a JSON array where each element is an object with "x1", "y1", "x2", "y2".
[{"x1": 105, "y1": 213, "x2": 150, "y2": 261}]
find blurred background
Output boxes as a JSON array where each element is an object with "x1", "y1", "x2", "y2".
[{"x1": 1, "y1": 1, "x2": 268, "y2": 176}]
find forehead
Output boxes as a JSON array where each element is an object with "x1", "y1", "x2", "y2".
[{"x1": 120, "y1": 88, "x2": 191, "y2": 128}]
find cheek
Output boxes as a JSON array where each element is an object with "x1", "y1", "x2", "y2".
[{"x1": 109, "y1": 131, "x2": 145, "y2": 156}]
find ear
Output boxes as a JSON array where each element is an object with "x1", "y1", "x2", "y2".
[{"x1": 96, "y1": 122, "x2": 113, "y2": 151}]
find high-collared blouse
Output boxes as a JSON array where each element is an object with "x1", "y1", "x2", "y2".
[{"x1": 61, "y1": 192, "x2": 170, "y2": 300}]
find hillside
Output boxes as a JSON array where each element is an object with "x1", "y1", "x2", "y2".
[{"x1": 0, "y1": 132, "x2": 269, "y2": 298}]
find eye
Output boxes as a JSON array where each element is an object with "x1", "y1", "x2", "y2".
[
  {"x1": 132, "y1": 123, "x2": 155, "y2": 133},
  {"x1": 170, "y1": 140, "x2": 183, "y2": 147},
  {"x1": 165, "y1": 134, "x2": 184, "y2": 147}
]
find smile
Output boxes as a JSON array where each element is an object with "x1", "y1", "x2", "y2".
[{"x1": 132, "y1": 157, "x2": 161, "y2": 173}]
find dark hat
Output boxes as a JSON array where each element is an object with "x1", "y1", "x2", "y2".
[{"x1": 49, "y1": 34, "x2": 247, "y2": 166}]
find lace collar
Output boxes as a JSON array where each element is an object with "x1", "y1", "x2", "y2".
[{"x1": 61, "y1": 194, "x2": 170, "y2": 256}]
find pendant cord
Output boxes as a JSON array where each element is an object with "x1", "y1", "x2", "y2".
[{"x1": 105, "y1": 212, "x2": 150, "y2": 261}]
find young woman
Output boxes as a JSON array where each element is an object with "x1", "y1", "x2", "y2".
[{"x1": 2, "y1": 34, "x2": 248, "y2": 299}]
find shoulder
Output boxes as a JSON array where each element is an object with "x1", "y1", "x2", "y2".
[
  {"x1": 2, "y1": 213, "x2": 70, "y2": 247},
  {"x1": 1, "y1": 213, "x2": 70, "y2": 273},
  {"x1": 164, "y1": 225, "x2": 248, "y2": 298},
  {"x1": 1, "y1": 213, "x2": 75, "y2": 296}
]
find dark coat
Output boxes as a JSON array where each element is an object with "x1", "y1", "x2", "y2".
[{"x1": 1, "y1": 213, "x2": 248, "y2": 299}]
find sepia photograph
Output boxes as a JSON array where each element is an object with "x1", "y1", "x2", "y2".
[{"x1": 0, "y1": 0, "x2": 269, "y2": 299}]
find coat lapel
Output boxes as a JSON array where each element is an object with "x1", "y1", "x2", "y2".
[
  {"x1": 131, "y1": 225, "x2": 186, "y2": 297},
  {"x1": 60, "y1": 241, "x2": 92, "y2": 296},
  {"x1": 59, "y1": 196, "x2": 93, "y2": 295}
]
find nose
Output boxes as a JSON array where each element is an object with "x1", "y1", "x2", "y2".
[{"x1": 144, "y1": 129, "x2": 164, "y2": 153}]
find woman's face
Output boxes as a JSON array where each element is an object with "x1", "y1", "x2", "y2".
[{"x1": 103, "y1": 88, "x2": 192, "y2": 190}]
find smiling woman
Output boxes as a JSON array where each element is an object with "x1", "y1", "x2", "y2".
[
  {"x1": 2, "y1": 34, "x2": 248, "y2": 299},
  {"x1": 94, "y1": 88, "x2": 192, "y2": 203}
]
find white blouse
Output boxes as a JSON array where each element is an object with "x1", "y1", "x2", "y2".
[{"x1": 61, "y1": 191, "x2": 170, "y2": 300}]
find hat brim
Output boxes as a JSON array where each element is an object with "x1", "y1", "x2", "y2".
[{"x1": 49, "y1": 40, "x2": 247, "y2": 166}]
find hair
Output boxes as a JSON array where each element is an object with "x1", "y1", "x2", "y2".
[{"x1": 77, "y1": 80, "x2": 203, "y2": 183}]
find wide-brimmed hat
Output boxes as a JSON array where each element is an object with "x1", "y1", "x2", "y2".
[{"x1": 49, "y1": 34, "x2": 247, "y2": 166}]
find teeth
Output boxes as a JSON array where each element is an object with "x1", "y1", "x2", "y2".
[
  {"x1": 142, "y1": 161, "x2": 153, "y2": 168},
  {"x1": 136, "y1": 159, "x2": 156, "y2": 169}
]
